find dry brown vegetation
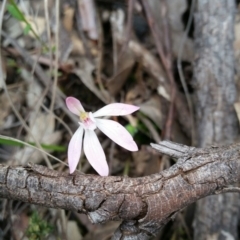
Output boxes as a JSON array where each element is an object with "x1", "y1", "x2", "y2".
[{"x1": 0, "y1": 0, "x2": 240, "y2": 239}]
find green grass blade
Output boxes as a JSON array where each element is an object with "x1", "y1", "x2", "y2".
[
  {"x1": 7, "y1": 3, "x2": 25, "y2": 21},
  {"x1": 0, "y1": 137, "x2": 66, "y2": 152}
]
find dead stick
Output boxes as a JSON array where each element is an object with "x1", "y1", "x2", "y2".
[
  {"x1": 1, "y1": 141, "x2": 240, "y2": 239},
  {"x1": 142, "y1": 1, "x2": 177, "y2": 140}
]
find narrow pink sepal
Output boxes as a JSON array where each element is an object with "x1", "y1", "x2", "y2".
[
  {"x1": 95, "y1": 119, "x2": 138, "y2": 151},
  {"x1": 93, "y1": 103, "x2": 139, "y2": 118},
  {"x1": 68, "y1": 127, "x2": 84, "y2": 173},
  {"x1": 66, "y1": 97, "x2": 85, "y2": 115},
  {"x1": 84, "y1": 130, "x2": 109, "y2": 176}
]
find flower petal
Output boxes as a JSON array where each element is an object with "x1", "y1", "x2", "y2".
[
  {"x1": 68, "y1": 127, "x2": 84, "y2": 173},
  {"x1": 66, "y1": 97, "x2": 85, "y2": 115},
  {"x1": 93, "y1": 103, "x2": 139, "y2": 117},
  {"x1": 84, "y1": 130, "x2": 109, "y2": 176},
  {"x1": 95, "y1": 119, "x2": 138, "y2": 151}
]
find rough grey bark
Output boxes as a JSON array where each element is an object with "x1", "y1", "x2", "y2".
[
  {"x1": 1, "y1": 141, "x2": 240, "y2": 239},
  {"x1": 193, "y1": 0, "x2": 240, "y2": 239}
]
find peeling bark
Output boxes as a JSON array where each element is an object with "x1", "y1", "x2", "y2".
[
  {"x1": 193, "y1": 0, "x2": 240, "y2": 239},
  {"x1": 1, "y1": 141, "x2": 240, "y2": 239}
]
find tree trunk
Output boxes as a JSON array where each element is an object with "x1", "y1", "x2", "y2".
[{"x1": 193, "y1": 0, "x2": 240, "y2": 239}]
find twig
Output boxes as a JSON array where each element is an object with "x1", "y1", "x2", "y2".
[
  {"x1": 160, "y1": 0, "x2": 176, "y2": 140},
  {"x1": 161, "y1": 0, "x2": 172, "y2": 61},
  {"x1": 151, "y1": 140, "x2": 195, "y2": 158},
  {"x1": 177, "y1": 0, "x2": 196, "y2": 145},
  {"x1": 96, "y1": 9, "x2": 105, "y2": 91},
  {"x1": 112, "y1": 14, "x2": 118, "y2": 75},
  {"x1": 44, "y1": 0, "x2": 54, "y2": 98},
  {"x1": 141, "y1": 0, "x2": 176, "y2": 140},
  {"x1": 50, "y1": 0, "x2": 60, "y2": 112},
  {"x1": 118, "y1": 0, "x2": 135, "y2": 62},
  {"x1": 0, "y1": 141, "x2": 240, "y2": 239}
]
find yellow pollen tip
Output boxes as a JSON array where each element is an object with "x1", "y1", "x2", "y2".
[{"x1": 80, "y1": 112, "x2": 88, "y2": 121}]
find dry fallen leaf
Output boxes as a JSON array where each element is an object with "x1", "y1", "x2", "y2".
[
  {"x1": 107, "y1": 51, "x2": 135, "y2": 96},
  {"x1": 11, "y1": 212, "x2": 29, "y2": 240},
  {"x1": 3, "y1": 17, "x2": 23, "y2": 47},
  {"x1": 128, "y1": 41, "x2": 168, "y2": 94},
  {"x1": 138, "y1": 114, "x2": 161, "y2": 143},
  {"x1": 125, "y1": 83, "x2": 150, "y2": 105},
  {"x1": 20, "y1": 16, "x2": 46, "y2": 37},
  {"x1": 138, "y1": 95, "x2": 166, "y2": 130},
  {"x1": 132, "y1": 145, "x2": 160, "y2": 176},
  {"x1": 24, "y1": 75, "x2": 43, "y2": 109},
  {"x1": 83, "y1": 222, "x2": 120, "y2": 240},
  {"x1": 14, "y1": 113, "x2": 62, "y2": 165},
  {"x1": 67, "y1": 221, "x2": 83, "y2": 240},
  {"x1": 0, "y1": 91, "x2": 23, "y2": 129},
  {"x1": 0, "y1": 54, "x2": 6, "y2": 89},
  {"x1": 71, "y1": 33, "x2": 85, "y2": 55},
  {"x1": 78, "y1": 0, "x2": 98, "y2": 40},
  {"x1": 234, "y1": 102, "x2": 240, "y2": 123},
  {"x1": 63, "y1": 4, "x2": 75, "y2": 32},
  {"x1": 74, "y1": 58, "x2": 110, "y2": 103}
]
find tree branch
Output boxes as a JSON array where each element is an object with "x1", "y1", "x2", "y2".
[{"x1": 1, "y1": 141, "x2": 240, "y2": 239}]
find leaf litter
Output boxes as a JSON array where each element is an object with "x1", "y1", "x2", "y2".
[{"x1": 0, "y1": 0, "x2": 224, "y2": 239}]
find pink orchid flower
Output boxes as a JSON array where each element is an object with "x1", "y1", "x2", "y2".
[{"x1": 66, "y1": 97, "x2": 139, "y2": 176}]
